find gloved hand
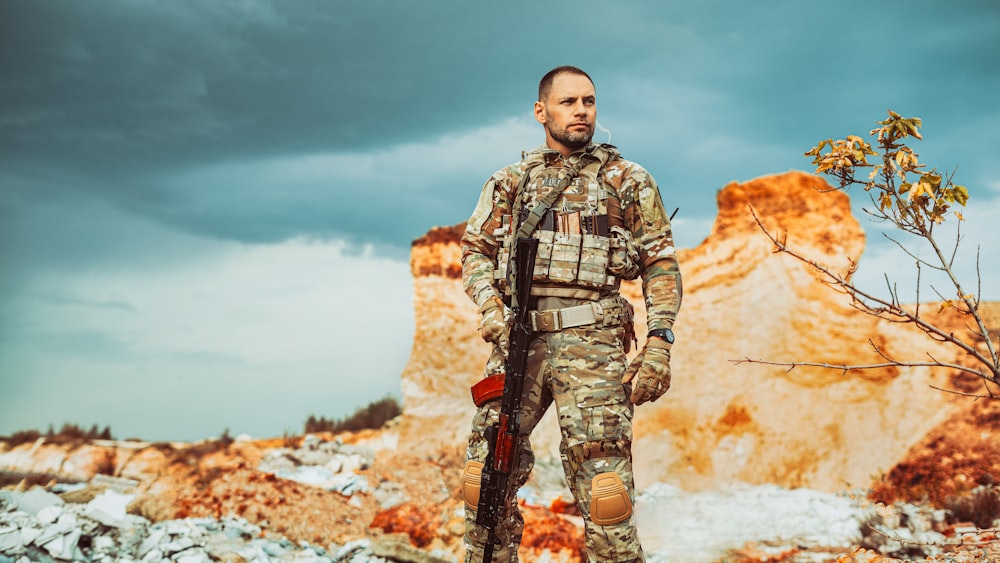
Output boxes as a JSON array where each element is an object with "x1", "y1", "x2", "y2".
[
  {"x1": 478, "y1": 297, "x2": 509, "y2": 346},
  {"x1": 622, "y1": 338, "x2": 672, "y2": 405}
]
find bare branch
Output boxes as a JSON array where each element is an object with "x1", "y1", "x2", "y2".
[
  {"x1": 731, "y1": 356, "x2": 986, "y2": 379},
  {"x1": 927, "y1": 385, "x2": 998, "y2": 400},
  {"x1": 746, "y1": 204, "x2": 998, "y2": 384},
  {"x1": 869, "y1": 523, "x2": 1000, "y2": 550},
  {"x1": 883, "y1": 233, "x2": 944, "y2": 271}
]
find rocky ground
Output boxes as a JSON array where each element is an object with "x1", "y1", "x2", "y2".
[
  {"x1": 0, "y1": 424, "x2": 588, "y2": 562},
  {"x1": 4, "y1": 407, "x2": 1000, "y2": 562}
]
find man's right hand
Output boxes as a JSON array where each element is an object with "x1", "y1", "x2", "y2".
[{"x1": 478, "y1": 298, "x2": 508, "y2": 345}]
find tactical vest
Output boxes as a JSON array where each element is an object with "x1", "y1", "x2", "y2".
[{"x1": 494, "y1": 145, "x2": 640, "y2": 301}]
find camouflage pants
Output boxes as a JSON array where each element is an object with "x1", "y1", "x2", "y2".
[{"x1": 463, "y1": 302, "x2": 645, "y2": 563}]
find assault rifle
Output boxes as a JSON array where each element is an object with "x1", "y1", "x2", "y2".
[{"x1": 475, "y1": 236, "x2": 538, "y2": 562}]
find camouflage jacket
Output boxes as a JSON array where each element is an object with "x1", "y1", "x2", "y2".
[{"x1": 461, "y1": 144, "x2": 682, "y2": 332}]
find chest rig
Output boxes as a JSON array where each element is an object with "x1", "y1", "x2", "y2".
[{"x1": 494, "y1": 144, "x2": 640, "y2": 301}]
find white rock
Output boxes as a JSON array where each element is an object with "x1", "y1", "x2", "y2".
[
  {"x1": 34, "y1": 521, "x2": 76, "y2": 546},
  {"x1": 174, "y1": 547, "x2": 211, "y2": 563},
  {"x1": 13, "y1": 487, "x2": 63, "y2": 516},
  {"x1": 83, "y1": 490, "x2": 134, "y2": 528},
  {"x1": 59, "y1": 528, "x2": 82, "y2": 560},
  {"x1": 0, "y1": 526, "x2": 23, "y2": 551},
  {"x1": 18, "y1": 526, "x2": 41, "y2": 546},
  {"x1": 41, "y1": 533, "x2": 64, "y2": 557},
  {"x1": 138, "y1": 528, "x2": 167, "y2": 557},
  {"x1": 92, "y1": 535, "x2": 116, "y2": 551},
  {"x1": 36, "y1": 504, "x2": 63, "y2": 525}
]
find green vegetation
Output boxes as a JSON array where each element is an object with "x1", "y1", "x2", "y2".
[{"x1": 304, "y1": 395, "x2": 401, "y2": 434}]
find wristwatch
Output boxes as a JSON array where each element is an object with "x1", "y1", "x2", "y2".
[{"x1": 648, "y1": 328, "x2": 675, "y2": 344}]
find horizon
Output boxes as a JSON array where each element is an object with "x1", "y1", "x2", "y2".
[{"x1": 2, "y1": 0, "x2": 998, "y2": 442}]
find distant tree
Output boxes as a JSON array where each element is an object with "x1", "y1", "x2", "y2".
[
  {"x1": 2, "y1": 422, "x2": 114, "y2": 445},
  {"x1": 3, "y1": 429, "x2": 42, "y2": 447},
  {"x1": 738, "y1": 110, "x2": 998, "y2": 393},
  {"x1": 304, "y1": 396, "x2": 402, "y2": 434}
]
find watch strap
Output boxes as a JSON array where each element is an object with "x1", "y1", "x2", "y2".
[{"x1": 648, "y1": 328, "x2": 674, "y2": 344}]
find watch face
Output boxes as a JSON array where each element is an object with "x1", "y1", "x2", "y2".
[
  {"x1": 663, "y1": 329, "x2": 675, "y2": 344},
  {"x1": 651, "y1": 328, "x2": 674, "y2": 344}
]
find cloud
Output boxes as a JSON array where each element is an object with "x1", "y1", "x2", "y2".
[
  {"x1": 142, "y1": 117, "x2": 541, "y2": 246},
  {"x1": 0, "y1": 232, "x2": 414, "y2": 441}
]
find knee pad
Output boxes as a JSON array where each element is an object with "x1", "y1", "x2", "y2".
[
  {"x1": 462, "y1": 461, "x2": 484, "y2": 511},
  {"x1": 590, "y1": 471, "x2": 633, "y2": 525}
]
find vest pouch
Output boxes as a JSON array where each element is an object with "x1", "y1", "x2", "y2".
[
  {"x1": 546, "y1": 232, "x2": 583, "y2": 283},
  {"x1": 532, "y1": 229, "x2": 556, "y2": 282},
  {"x1": 494, "y1": 244, "x2": 510, "y2": 286},
  {"x1": 578, "y1": 234, "x2": 611, "y2": 286},
  {"x1": 607, "y1": 226, "x2": 640, "y2": 280},
  {"x1": 492, "y1": 215, "x2": 514, "y2": 287}
]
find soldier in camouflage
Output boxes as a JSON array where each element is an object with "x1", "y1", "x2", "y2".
[{"x1": 460, "y1": 66, "x2": 682, "y2": 562}]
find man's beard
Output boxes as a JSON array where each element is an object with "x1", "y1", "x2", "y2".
[{"x1": 547, "y1": 115, "x2": 594, "y2": 150}]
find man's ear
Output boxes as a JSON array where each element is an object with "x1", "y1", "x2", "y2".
[{"x1": 534, "y1": 101, "x2": 546, "y2": 125}]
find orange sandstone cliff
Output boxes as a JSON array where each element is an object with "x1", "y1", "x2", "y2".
[{"x1": 398, "y1": 170, "x2": 970, "y2": 493}]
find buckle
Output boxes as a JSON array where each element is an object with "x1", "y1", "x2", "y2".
[
  {"x1": 531, "y1": 310, "x2": 562, "y2": 332},
  {"x1": 536, "y1": 310, "x2": 561, "y2": 332}
]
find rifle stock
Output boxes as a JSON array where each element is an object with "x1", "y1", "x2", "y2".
[{"x1": 475, "y1": 236, "x2": 538, "y2": 562}]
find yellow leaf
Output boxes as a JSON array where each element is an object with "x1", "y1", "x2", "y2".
[
  {"x1": 879, "y1": 193, "x2": 893, "y2": 211},
  {"x1": 954, "y1": 185, "x2": 969, "y2": 205}
]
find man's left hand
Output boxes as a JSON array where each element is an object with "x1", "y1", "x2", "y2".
[{"x1": 622, "y1": 339, "x2": 672, "y2": 405}]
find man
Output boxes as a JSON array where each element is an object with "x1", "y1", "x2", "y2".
[{"x1": 459, "y1": 65, "x2": 682, "y2": 562}]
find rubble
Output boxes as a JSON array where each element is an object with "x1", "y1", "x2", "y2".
[
  {"x1": 258, "y1": 435, "x2": 374, "y2": 497},
  {"x1": 0, "y1": 485, "x2": 456, "y2": 562},
  {"x1": 0, "y1": 434, "x2": 456, "y2": 562}
]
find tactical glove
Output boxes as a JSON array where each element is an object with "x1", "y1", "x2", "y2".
[
  {"x1": 622, "y1": 338, "x2": 672, "y2": 405},
  {"x1": 478, "y1": 297, "x2": 509, "y2": 346}
]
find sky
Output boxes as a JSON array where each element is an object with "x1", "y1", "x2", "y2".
[{"x1": 2, "y1": 0, "x2": 998, "y2": 442}]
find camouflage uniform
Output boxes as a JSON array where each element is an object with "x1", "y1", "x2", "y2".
[{"x1": 460, "y1": 144, "x2": 681, "y2": 562}]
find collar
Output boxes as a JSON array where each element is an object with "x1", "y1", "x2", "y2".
[{"x1": 522, "y1": 143, "x2": 620, "y2": 167}]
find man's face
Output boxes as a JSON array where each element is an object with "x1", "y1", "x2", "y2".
[{"x1": 534, "y1": 73, "x2": 596, "y2": 156}]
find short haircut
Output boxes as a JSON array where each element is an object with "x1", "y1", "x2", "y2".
[{"x1": 538, "y1": 66, "x2": 594, "y2": 102}]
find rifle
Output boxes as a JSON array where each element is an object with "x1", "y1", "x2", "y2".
[{"x1": 475, "y1": 236, "x2": 538, "y2": 562}]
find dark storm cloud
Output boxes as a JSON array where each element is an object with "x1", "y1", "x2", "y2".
[
  {"x1": 0, "y1": 0, "x2": 644, "y2": 174},
  {"x1": 1, "y1": 0, "x2": 635, "y2": 247},
  {"x1": 1, "y1": 0, "x2": 998, "y2": 252}
]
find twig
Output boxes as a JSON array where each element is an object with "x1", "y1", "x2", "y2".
[{"x1": 869, "y1": 524, "x2": 1000, "y2": 549}]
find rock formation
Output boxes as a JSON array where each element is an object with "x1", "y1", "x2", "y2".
[
  {"x1": 3, "y1": 170, "x2": 997, "y2": 562},
  {"x1": 398, "y1": 171, "x2": 971, "y2": 493}
]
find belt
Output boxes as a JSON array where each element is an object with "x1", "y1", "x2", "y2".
[{"x1": 529, "y1": 296, "x2": 627, "y2": 332}]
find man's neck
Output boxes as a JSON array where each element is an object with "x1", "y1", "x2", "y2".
[{"x1": 545, "y1": 143, "x2": 591, "y2": 158}]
